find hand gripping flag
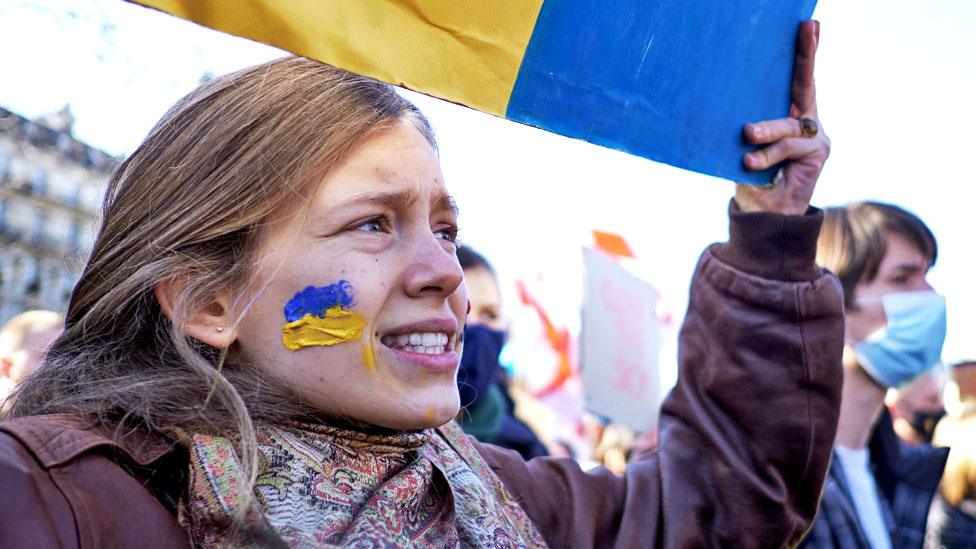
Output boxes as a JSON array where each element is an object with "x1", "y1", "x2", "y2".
[{"x1": 131, "y1": 0, "x2": 817, "y2": 184}]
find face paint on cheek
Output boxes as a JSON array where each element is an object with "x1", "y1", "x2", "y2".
[
  {"x1": 281, "y1": 280, "x2": 366, "y2": 351},
  {"x1": 361, "y1": 340, "x2": 375, "y2": 372}
]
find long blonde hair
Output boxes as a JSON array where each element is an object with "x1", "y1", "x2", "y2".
[{"x1": 4, "y1": 57, "x2": 435, "y2": 494}]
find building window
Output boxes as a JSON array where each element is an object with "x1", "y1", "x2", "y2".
[
  {"x1": 66, "y1": 180, "x2": 81, "y2": 207},
  {"x1": 31, "y1": 167, "x2": 47, "y2": 195},
  {"x1": 33, "y1": 211, "x2": 47, "y2": 245},
  {"x1": 25, "y1": 264, "x2": 41, "y2": 296},
  {"x1": 2, "y1": 198, "x2": 31, "y2": 238},
  {"x1": 68, "y1": 219, "x2": 81, "y2": 251},
  {"x1": 57, "y1": 132, "x2": 73, "y2": 153}
]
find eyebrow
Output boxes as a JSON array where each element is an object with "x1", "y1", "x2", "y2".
[
  {"x1": 890, "y1": 263, "x2": 926, "y2": 274},
  {"x1": 335, "y1": 189, "x2": 459, "y2": 216},
  {"x1": 436, "y1": 193, "x2": 460, "y2": 217}
]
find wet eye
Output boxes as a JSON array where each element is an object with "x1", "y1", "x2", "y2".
[
  {"x1": 435, "y1": 225, "x2": 459, "y2": 243},
  {"x1": 353, "y1": 216, "x2": 389, "y2": 233}
]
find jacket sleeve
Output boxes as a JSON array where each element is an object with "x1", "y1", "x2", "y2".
[
  {"x1": 475, "y1": 202, "x2": 844, "y2": 548},
  {"x1": 0, "y1": 432, "x2": 78, "y2": 547}
]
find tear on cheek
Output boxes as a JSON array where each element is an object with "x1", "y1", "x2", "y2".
[{"x1": 281, "y1": 281, "x2": 365, "y2": 351}]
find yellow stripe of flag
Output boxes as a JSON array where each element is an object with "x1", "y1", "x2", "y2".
[{"x1": 134, "y1": 0, "x2": 545, "y2": 116}]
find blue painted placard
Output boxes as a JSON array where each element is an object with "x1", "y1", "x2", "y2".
[{"x1": 507, "y1": 0, "x2": 818, "y2": 184}]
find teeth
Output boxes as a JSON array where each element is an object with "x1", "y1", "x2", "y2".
[
  {"x1": 406, "y1": 345, "x2": 444, "y2": 355},
  {"x1": 382, "y1": 332, "x2": 450, "y2": 353}
]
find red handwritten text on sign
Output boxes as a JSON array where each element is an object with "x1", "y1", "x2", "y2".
[{"x1": 601, "y1": 279, "x2": 652, "y2": 399}]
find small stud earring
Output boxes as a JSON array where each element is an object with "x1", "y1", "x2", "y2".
[{"x1": 216, "y1": 326, "x2": 225, "y2": 333}]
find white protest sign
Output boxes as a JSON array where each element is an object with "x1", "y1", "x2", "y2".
[{"x1": 580, "y1": 247, "x2": 661, "y2": 432}]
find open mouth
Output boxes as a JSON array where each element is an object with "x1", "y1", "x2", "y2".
[{"x1": 380, "y1": 332, "x2": 453, "y2": 355}]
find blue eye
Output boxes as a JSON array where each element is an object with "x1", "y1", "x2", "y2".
[
  {"x1": 354, "y1": 216, "x2": 387, "y2": 233},
  {"x1": 436, "y1": 225, "x2": 459, "y2": 243}
]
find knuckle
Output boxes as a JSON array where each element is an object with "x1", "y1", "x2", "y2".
[
  {"x1": 769, "y1": 141, "x2": 791, "y2": 163},
  {"x1": 793, "y1": 118, "x2": 805, "y2": 136},
  {"x1": 819, "y1": 135, "x2": 832, "y2": 158},
  {"x1": 756, "y1": 148, "x2": 771, "y2": 168}
]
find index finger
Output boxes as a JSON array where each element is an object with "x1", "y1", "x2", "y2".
[{"x1": 790, "y1": 20, "x2": 819, "y2": 117}]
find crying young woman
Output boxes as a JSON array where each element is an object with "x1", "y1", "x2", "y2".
[{"x1": 1, "y1": 21, "x2": 841, "y2": 548}]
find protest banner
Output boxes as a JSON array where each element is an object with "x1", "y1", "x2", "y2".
[
  {"x1": 580, "y1": 247, "x2": 660, "y2": 431},
  {"x1": 130, "y1": 0, "x2": 817, "y2": 184}
]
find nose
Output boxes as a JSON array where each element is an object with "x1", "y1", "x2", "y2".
[{"x1": 402, "y1": 230, "x2": 464, "y2": 300}]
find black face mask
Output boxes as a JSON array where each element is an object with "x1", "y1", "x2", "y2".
[
  {"x1": 456, "y1": 325, "x2": 506, "y2": 409},
  {"x1": 908, "y1": 409, "x2": 946, "y2": 444}
]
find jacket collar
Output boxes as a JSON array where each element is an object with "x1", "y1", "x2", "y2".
[{"x1": 0, "y1": 414, "x2": 174, "y2": 468}]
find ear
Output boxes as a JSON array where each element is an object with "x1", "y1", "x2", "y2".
[
  {"x1": 154, "y1": 279, "x2": 238, "y2": 349},
  {"x1": 0, "y1": 356, "x2": 11, "y2": 378}
]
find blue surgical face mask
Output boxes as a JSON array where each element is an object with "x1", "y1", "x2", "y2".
[{"x1": 854, "y1": 291, "x2": 947, "y2": 388}]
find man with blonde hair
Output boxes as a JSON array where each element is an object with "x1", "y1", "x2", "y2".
[{"x1": 0, "y1": 310, "x2": 63, "y2": 402}]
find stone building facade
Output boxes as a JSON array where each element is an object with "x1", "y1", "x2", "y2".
[{"x1": 0, "y1": 106, "x2": 116, "y2": 325}]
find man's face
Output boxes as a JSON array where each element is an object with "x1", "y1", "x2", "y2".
[
  {"x1": 2, "y1": 326, "x2": 61, "y2": 382},
  {"x1": 846, "y1": 231, "x2": 934, "y2": 343}
]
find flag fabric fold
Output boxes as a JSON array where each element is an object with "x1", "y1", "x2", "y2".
[{"x1": 132, "y1": 0, "x2": 818, "y2": 184}]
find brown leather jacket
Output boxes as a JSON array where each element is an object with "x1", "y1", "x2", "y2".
[{"x1": 0, "y1": 205, "x2": 844, "y2": 548}]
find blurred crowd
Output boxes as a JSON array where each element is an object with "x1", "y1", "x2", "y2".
[
  {"x1": 2, "y1": 200, "x2": 973, "y2": 547},
  {"x1": 441, "y1": 199, "x2": 976, "y2": 547}
]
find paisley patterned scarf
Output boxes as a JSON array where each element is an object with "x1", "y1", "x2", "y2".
[{"x1": 180, "y1": 420, "x2": 548, "y2": 547}]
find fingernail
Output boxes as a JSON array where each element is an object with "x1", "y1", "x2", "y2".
[{"x1": 749, "y1": 124, "x2": 763, "y2": 139}]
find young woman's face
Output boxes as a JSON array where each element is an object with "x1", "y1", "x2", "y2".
[{"x1": 234, "y1": 120, "x2": 466, "y2": 430}]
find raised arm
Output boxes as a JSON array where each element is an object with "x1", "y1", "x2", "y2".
[{"x1": 474, "y1": 21, "x2": 843, "y2": 548}]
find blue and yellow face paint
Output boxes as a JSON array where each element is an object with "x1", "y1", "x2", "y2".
[{"x1": 282, "y1": 281, "x2": 366, "y2": 352}]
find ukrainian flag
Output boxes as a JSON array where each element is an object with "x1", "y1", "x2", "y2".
[{"x1": 130, "y1": 0, "x2": 817, "y2": 184}]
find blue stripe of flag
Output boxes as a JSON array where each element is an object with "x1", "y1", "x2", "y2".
[{"x1": 506, "y1": 0, "x2": 818, "y2": 184}]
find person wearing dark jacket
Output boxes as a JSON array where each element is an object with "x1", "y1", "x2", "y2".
[{"x1": 800, "y1": 202, "x2": 951, "y2": 548}]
